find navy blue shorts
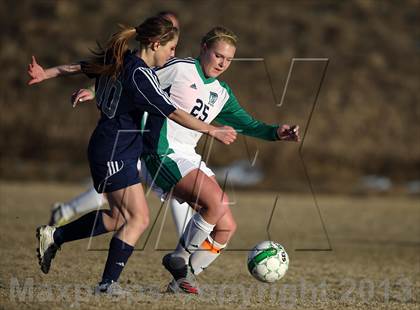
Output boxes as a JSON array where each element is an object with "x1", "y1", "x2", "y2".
[{"x1": 89, "y1": 158, "x2": 141, "y2": 193}]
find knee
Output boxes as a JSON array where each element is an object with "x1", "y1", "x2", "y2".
[
  {"x1": 199, "y1": 190, "x2": 230, "y2": 219},
  {"x1": 139, "y1": 214, "x2": 150, "y2": 231},
  {"x1": 130, "y1": 212, "x2": 149, "y2": 232}
]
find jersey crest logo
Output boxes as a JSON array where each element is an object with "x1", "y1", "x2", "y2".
[
  {"x1": 190, "y1": 83, "x2": 197, "y2": 90},
  {"x1": 208, "y1": 92, "x2": 218, "y2": 107}
]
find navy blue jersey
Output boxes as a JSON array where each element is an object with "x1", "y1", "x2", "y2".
[{"x1": 82, "y1": 51, "x2": 176, "y2": 162}]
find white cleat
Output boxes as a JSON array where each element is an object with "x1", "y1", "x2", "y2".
[
  {"x1": 49, "y1": 202, "x2": 74, "y2": 227},
  {"x1": 36, "y1": 225, "x2": 60, "y2": 274},
  {"x1": 94, "y1": 281, "x2": 128, "y2": 297}
]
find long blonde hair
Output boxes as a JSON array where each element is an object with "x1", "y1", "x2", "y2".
[{"x1": 85, "y1": 16, "x2": 178, "y2": 79}]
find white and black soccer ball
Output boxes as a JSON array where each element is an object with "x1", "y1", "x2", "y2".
[{"x1": 247, "y1": 240, "x2": 289, "y2": 283}]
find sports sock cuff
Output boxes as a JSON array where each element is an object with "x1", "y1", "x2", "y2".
[
  {"x1": 206, "y1": 235, "x2": 227, "y2": 250},
  {"x1": 193, "y1": 213, "x2": 215, "y2": 234},
  {"x1": 101, "y1": 237, "x2": 134, "y2": 283},
  {"x1": 111, "y1": 237, "x2": 134, "y2": 252}
]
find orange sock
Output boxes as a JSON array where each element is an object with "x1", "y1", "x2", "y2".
[{"x1": 190, "y1": 236, "x2": 226, "y2": 275}]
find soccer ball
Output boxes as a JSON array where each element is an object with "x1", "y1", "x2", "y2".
[{"x1": 247, "y1": 240, "x2": 289, "y2": 283}]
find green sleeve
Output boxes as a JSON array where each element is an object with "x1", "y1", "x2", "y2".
[{"x1": 214, "y1": 83, "x2": 279, "y2": 141}]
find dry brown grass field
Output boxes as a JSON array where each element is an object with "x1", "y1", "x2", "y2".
[{"x1": 0, "y1": 182, "x2": 418, "y2": 309}]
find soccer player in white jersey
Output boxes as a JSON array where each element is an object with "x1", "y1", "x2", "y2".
[
  {"x1": 141, "y1": 28, "x2": 299, "y2": 294},
  {"x1": 41, "y1": 26, "x2": 300, "y2": 294}
]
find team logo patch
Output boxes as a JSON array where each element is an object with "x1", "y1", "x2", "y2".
[{"x1": 208, "y1": 92, "x2": 218, "y2": 106}]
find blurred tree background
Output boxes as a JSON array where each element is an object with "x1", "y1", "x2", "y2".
[{"x1": 1, "y1": 0, "x2": 419, "y2": 193}]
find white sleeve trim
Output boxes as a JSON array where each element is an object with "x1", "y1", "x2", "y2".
[{"x1": 132, "y1": 67, "x2": 175, "y2": 117}]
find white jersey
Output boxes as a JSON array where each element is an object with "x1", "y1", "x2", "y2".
[
  {"x1": 141, "y1": 57, "x2": 280, "y2": 194},
  {"x1": 142, "y1": 57, "x2": 279, "y2": 157},
  {"x1": 156, "y1": 57, "x2": 230, "y2": 154}
]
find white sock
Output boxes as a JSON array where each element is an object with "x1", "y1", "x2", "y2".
[
  {"x1": 190, "y1": 235, "x2": 226, "y2": 275},
  {"x1": 169, "y1": 199, "x2": 195, "y2": 237},
  {"x1": 67, "y1": 186, "x2": 105, "y2": 214},
  {"x1": 173, "y1": 213, "x2": 215, "y2": 264}
]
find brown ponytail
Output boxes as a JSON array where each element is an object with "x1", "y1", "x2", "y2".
[
  {"x1": 85, "y1": 16, "x2": 178, "y2": 79},
  {"x1": 84, "y1": 25, "x2": 136, "y2": 79}
]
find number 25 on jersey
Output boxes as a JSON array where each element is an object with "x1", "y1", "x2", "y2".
[{"x1": 190, "y1": 99, "x2": 209, "y2": 121}]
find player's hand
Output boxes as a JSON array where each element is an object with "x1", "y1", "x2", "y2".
[
  {"x1": 209, "y1": 126, "x2": 237, "y2": 145},
  {"x1": 27, "y1": 56, "x2": 47, "y2": 85},
  {"x1": 277, "y1": 124, "x2": 300, "y2": 142},
  {"x1": 71, "y1": 88, "x2": 95, "y2": 107}
]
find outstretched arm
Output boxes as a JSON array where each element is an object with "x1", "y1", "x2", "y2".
[
  {"x1": 216, "y1": 105, "x2": 299, "y2": 142},
  {"x1": 71, "y1": 85, "x2": 237, "y2": 144},
  {"x1": 215, "y1": 86, "x2": 299, "y2": 142},
  {"x1": 169, "y1": 109, "x2": 237, "y2": 145},
  {"x1": 27, "y1": 56, "x2": 82, "y2": 85}
]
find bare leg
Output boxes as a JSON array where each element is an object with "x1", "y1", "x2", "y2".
[{"x1": 106, "y1": 183, "x2": 149, "y2": 246}]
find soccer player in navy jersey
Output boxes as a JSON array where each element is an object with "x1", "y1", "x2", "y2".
[
  {"x1": 32, "y1": 11, "x2": 181, "y2": 229},
  {"x1": 29, "y1": 15, "x2": 237, "y2": 295}
]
